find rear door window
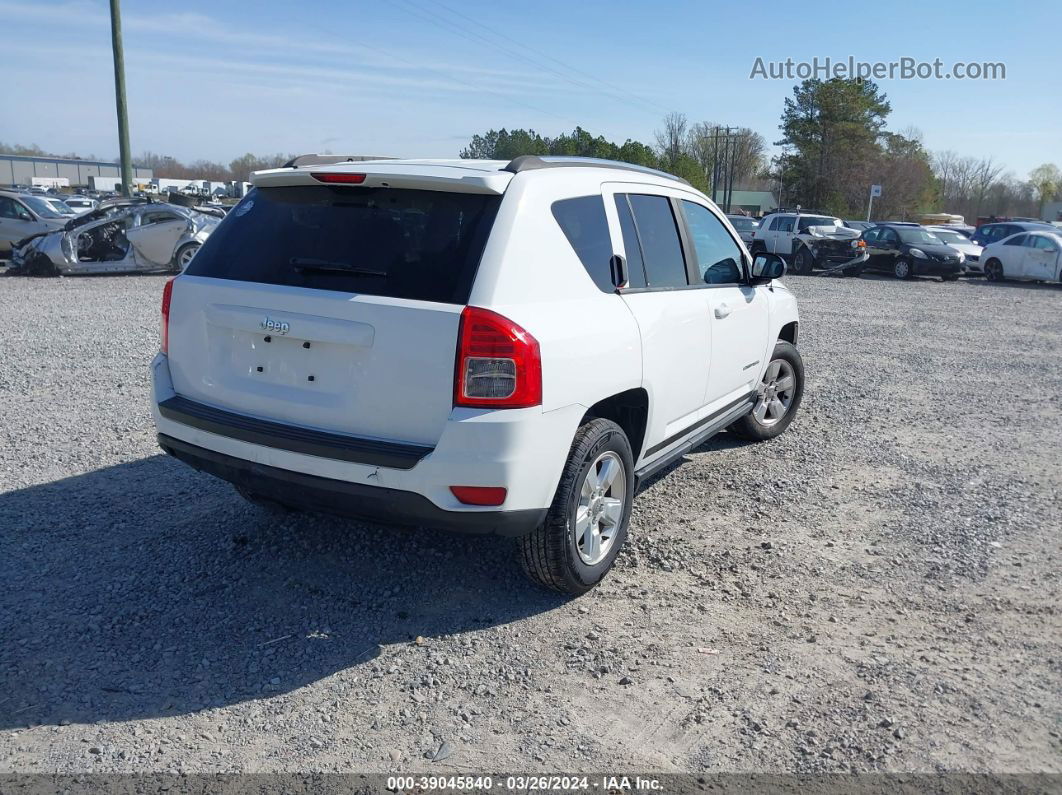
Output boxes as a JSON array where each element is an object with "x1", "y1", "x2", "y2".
[
  {"x1": 184, "y1": 186, "x2": 501, "y2": 304},
  {"x1": 613, "y1": 196, "x2": 648, "y2": 288},
  {"x1": 624, "y1": 194, "x2": 689, "y2": 288},
  {"x1": 552, "y1": 196, "x2": 614, "y2": 292}
]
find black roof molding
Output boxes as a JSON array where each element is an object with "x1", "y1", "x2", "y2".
[
  {"x1": 502, "y1": 155, "x2": 690, "y2": 185},
  {"x1": 283, "y1": 154, "x2": 396, "y2": 169}
]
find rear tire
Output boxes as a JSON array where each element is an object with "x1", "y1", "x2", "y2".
[
  {"x1": 173, "y1": 242, "x2": 200, "y2": 272},
  {"x1": 791, "y1": 246, "x2": 814, "y2": 275},
  {"x1": 729, "y1": 341, "x2": 804, "y2": 442},
  {"x1": 28, "y1": 254, "x2": 60, "y2": 277},
  {"x1": 519, "y1": 418, "x2": 634, "y2": 596}
]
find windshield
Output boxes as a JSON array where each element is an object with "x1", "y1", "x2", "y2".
[
  {"x1": 185, "y1": 186, "x2": 501, "y2": 303},
  {"x1": 21, "y1": 195, "x2": 65, "y2": 219},
  {"x1": 728, "y1": 217, "x2": 758, "y2": 230},
  {"x1": 930, "y1": 229, "x2": 967, "y2": 245},
  {"x1": 897, "y1": 228, "x2": 943, "y2": 244},
  {"x1": 45, "y1": 199, "x2": 75, "y2": 215},
  {"x1": 797, "y1": 216, "x2": 842, "y2": 231}
]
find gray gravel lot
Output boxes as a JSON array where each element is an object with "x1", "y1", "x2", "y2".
[{"x1": 0, "y1": 272, "x2": 1059, "y2": 775}]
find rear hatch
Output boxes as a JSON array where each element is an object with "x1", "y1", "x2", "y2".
[{"x1": 167, "y1": 177, "x2": 503, "y2": 447}]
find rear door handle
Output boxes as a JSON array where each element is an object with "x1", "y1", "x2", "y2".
[{"x1": 714, "y1": 303, "x2": 731, "y2": 319}]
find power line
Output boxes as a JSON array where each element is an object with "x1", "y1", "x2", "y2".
[
  {"x1": 424, "y1": 0, "x2": 672, "y2": 116},
  {"x1": 394, "y1": 0, "x2": 667, "y2": 120}
]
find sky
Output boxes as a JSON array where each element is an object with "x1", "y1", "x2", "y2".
[{"x1": 2, "y1": 0, "x2": 1059, "y2": 179}]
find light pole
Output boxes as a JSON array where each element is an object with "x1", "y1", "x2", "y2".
[{"x1": 109, "y1": 0, "x2": 132, "y2": 196}]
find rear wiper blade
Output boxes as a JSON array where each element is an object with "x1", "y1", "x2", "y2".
[{"x1": 290, "y1": 257, "x2": 386, "y2": 276}]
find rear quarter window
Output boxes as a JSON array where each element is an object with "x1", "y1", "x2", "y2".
[
  {"x1": 552, "y1": 196, "x2": 614, "y2": 292},
  {"x1": 184, "y1": 186, "x2": 501, "y2": 304}
]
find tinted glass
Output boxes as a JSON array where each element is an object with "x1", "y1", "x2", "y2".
[
  {"x1": 1004, "y1": 234, "x2": 1027, "y2": 246},
  {"x1": 1033, "y1": 235, "x2": 1058, "y2": 250},
  {"x1": 185, "y1": 186, "x2": 500, "y2": 304},
  {"x1": 897, "y1": 228, "x2": 943, "y2": 244},
  {"x1": 682, "y1": 201, "x2": 743, "y2": 284},
  {"x1": 626, "y1": 194, "x2": 688, "y2": 288},
  {"x1": 862, "y1": 228, "x2": 879, "y2": 244},
  {"x1": 613, "y1": 196, "x2": 647, "y2": 288},
  {"x1": 552, "y1": 196, "x2": 613, "y2": 292}
]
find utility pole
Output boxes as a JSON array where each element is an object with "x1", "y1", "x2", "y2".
[{"x1": 109, "y1": 0, "x2": 132, "y2": 197}]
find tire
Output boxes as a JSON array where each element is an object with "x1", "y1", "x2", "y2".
[
  {"x1": 173, "y1": 242, "x2": 200, "y2": 271},
  {"x1": 941, "y1": 274, "x2": 960, "y2": 282},
  {"x1": 729, "y1": 341, "x2": 805, "y2": 442},
  {"x1": 984, "y1": 258, "x2": 1004, "y2": 282},
  {"x1": 518, "y1": 418, "x2": 634, "y2": 596},
  {"x1": 791, "y1": 246, "x2": 814, "y2": 275},
  {"x1": 28, "y1": 254, "x2": 60, "y2": 277},
  {"x1": 235, "y1": 485, "x2": 296, "y2": 515},
  {"x1": 893, "y1": 258, "x2": 913, "y2": 280}
]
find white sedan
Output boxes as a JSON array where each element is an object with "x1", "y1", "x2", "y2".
[{"x1": 981, "y1": 230, "x2": 1062, "y2": 283}]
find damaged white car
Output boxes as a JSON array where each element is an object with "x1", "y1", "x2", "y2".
[{"x1": 10, "y1": 198, "x2": 221, "y2": 276}]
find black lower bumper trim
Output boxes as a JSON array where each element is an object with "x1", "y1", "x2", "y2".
[
  {"x1": 158, "y1": 434, "x2": 545, "y2": 537},
  {"x1": 158, "y1": 395, "x2": 432, "y2": 469}
]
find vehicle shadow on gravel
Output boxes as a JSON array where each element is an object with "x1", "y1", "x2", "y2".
[
  {"x1": 636, "y1": 431, "x2": 753, "y2": 493},
  {"x1": 0, "y1": 455, "x2": 565, "y2": 729}
]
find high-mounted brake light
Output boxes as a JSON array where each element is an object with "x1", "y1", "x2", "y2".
[
  {"x1": 160, "y1": 277, "x2": 175, "y2": 354},
  {"x1": 311, "y1": 172, "x2": 366, "y2": 184},
  {"x1": 454, "y1": 307, "x2": 542, "y2": 409}
]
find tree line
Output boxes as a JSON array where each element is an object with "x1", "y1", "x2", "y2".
[
  {"x1": 0, "y1": 142, "x2": 293, "y2": 183},
  {"x1": 6, "y1": 78, "x2": 1058, "y2": 220}
]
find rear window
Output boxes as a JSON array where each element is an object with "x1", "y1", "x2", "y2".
[{"x1": 185, "y1": 186, "x2": 501, "y2": 304}]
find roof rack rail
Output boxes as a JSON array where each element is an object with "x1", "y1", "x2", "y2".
[
  {"x1": 283, "y1": 154, "x2": 396, "y2": 169},
  {"x1": 502, "y1": 155, "x2": 690, "y2": 186}
]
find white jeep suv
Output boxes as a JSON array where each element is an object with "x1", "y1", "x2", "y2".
[{"x1": 152, "y1": 155, "x2": 803, "y2": 595}]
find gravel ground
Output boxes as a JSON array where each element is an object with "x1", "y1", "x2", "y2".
[{"x1": 0, "y1": 272, "x2": 1059, "y2": 775}]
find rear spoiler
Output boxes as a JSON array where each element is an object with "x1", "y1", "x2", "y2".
[
  {"x1": 252, "y1": 163, "x2": 513, "y2": 195},
  {"x1": 282, "y1": 154, "x2": 396, "y2": 168}
]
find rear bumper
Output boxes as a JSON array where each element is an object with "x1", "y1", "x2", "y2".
[{"x1": 158, "y1": 434, "x2": 546, "y2": 536}]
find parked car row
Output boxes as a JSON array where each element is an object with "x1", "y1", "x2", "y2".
[
  {"x1": 748, "y1": 209, "x2": 1062, "y2": 284},
  {"x1": 7, "y1": 196, "x2": 220, "y2": 276}
]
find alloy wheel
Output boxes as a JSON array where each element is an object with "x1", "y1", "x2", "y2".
[
  {"x1": 753, "y1": 358, "x2": 796, "y2": 427},
  {"x1": 575, "y1": 451, "x2": 626, "y2": 566}
]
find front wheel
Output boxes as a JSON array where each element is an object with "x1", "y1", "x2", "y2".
[
  {"x1": 729, "y1": 341, "x2": 804, "y2": 441},
  {"x1": 893, "y1": 258, "x2": 913, "y2": 279},
  {"x1": 984, "y1": 259, "x2": 1004, "y2": 282},
  {"x1": 519, "y1": 418, "x2": 634, "y2": 596}
]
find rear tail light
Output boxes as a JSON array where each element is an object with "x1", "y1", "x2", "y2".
[
  {"x1": 454, "y1": 307, "x2": 542, "y2": 408},
  {"x1": 311, "y1": 172, "x2": 366, "y2": 184},
  {"x1": 160, "y1": 277, "x2": 175, "y2": 354},
  {"x1": 450, "y1": 486, "x2": 507, "y2": 506}
]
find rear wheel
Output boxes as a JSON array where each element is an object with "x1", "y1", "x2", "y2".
[
  {"x1": 893, "y1": 258, "x2": 913, "y2": 279},
  {"x1": 729, "y1": 341, "x2": 804, "y2": 442},
  {"x1": 791, "y1": 246, "x2": 814, "y2": 275},
  {"x1": 984, "y1": 258, "x2": 1004, "y2": 281},
  {"x1": 173, "y1": 242, "x2": 200, "y2": 271},
  {"x1": 519, "y1": 418, "x2": 634, "y2": 596},
  {"x1": 28, "y1": 254, "x2": 60, "y2": 277}
]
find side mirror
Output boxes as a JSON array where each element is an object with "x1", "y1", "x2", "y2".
[{"x1": 751, "y1": 252, "x2": 786, "y2": 284}]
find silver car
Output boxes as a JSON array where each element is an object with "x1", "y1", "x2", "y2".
[
  {"x1": 923, "y1": 226, "x2": 984, "y2": 273},
  {"x1": 11, "y1": 198, "x2": 221, "y2": 276},
  {"x1": 0, "y1": 190, "x2": 68, "y2": 254}
]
